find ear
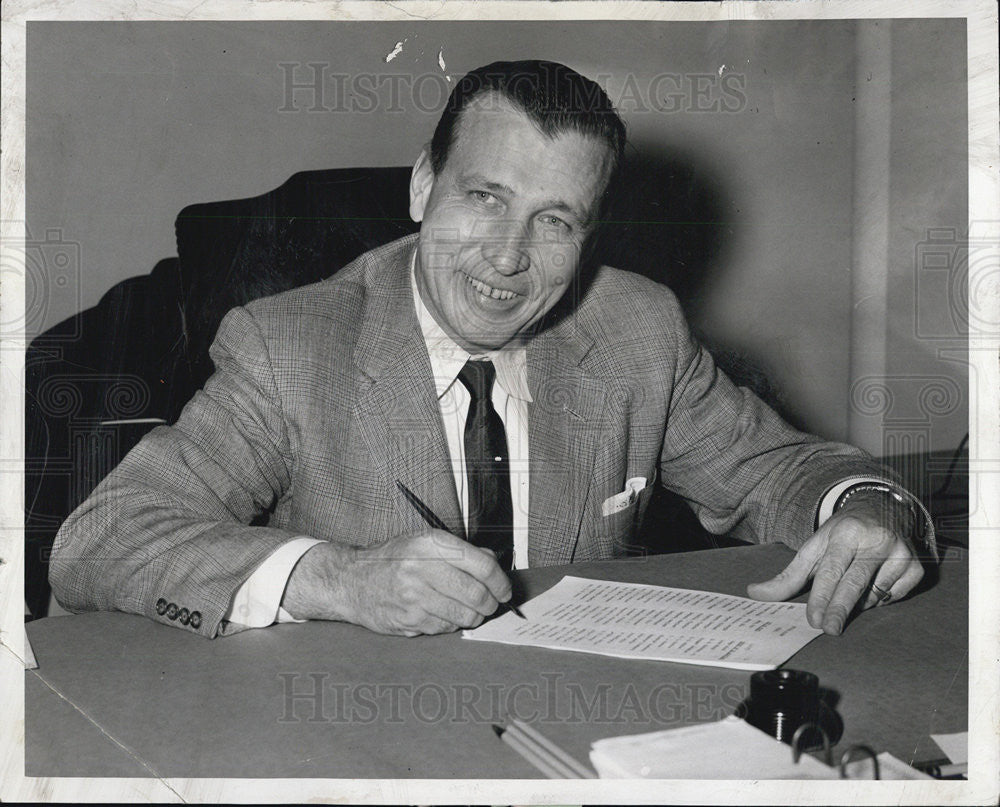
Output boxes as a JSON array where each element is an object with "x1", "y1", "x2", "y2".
[{"x1": 408, "y1": 147, "x2": 435, "y2": 223}]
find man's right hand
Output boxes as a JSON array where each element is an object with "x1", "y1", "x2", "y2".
[{"x1": 280, "y1": 531, "x2": 512, "y2": 636}]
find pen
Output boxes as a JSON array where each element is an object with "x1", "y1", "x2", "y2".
[
  {"x1": 394, "y1": 480, "x2": 527, "y2": 619},
  {"x1": 492, "y1": 721, "x2": 596, "y2": 778}
]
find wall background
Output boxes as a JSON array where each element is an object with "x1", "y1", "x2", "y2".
[{"x1": 26, "y1": 19, "x2": 968, "y2": 454}]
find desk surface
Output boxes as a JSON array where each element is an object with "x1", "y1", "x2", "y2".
[{"x1": 26, "y1": 543, "x2": 967, "y2": 778}]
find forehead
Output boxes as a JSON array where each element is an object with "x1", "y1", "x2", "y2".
[{"x1": 445, "y1": 94, "x2": 614, "y2": 216}]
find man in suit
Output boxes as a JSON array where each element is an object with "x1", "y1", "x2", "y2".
[{"x1": 50, "y1": 60, "x2": 933, "y2": 639}]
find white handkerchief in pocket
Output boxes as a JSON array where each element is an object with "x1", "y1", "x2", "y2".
[{"x1": 602, "y1": 476, "x2": 647, "y2": 517}]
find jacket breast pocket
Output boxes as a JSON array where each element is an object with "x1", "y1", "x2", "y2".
[{"x1": 596, "y1": 481, "x2": 654, "y2": 554}]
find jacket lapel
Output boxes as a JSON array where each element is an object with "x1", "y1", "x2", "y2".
[
  {"x1": 525, "y1": 317, "x2": 608, "y2": 566},
  {"x1": 346, "y1": 235, "x2": 609, "y2": 561},
  {"x1": 350, "y1": 240, "x2": 465, "y2": 540}
]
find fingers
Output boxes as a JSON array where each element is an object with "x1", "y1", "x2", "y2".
[
  {"x1": 357, "y1": 531, "x2": 512, "y2": 636},
  {"x1": 420, "y1": 587, "x2": 488, "y2": 630},
  {"x1": 411, "y1": 531, "x2": 513, "y2": 603},
  {"x1": 861, "y1": 542, "x2": 924, "y2": 609},
  {"x1": 814, "y1": 559, "x2": 877, "y2": 635},
  {"x1": 888, "y1": 555, "x2": 925, "y2": 599},
  {"x1": 400, "y1": 568, "x2": 500, "y2": 633},
  {"x1": 807, "y1": 518, "x2": 909, "y2": 634},
  {"x1": 374, "y1": 579, "x2": 483, "y2": 636},
  {"x1": 411, "y1": 530, "x2": 511, "y2": 602},
  {"x1": 746, "y1": 531, "x2": 826, "y2": 602},
  {"x1": 393, "y1": 614, "x2": 460, "y2": 637},
  {"x1": 428, "y1": 563, "x2": 501, "y2": 617},
  {"x1": 746, "y1": 511, "x2": 919, "y2": 636}
]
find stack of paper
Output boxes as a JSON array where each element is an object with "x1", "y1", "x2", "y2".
[
  {"x1": 589, "y1": 717, "x2": 837, "y2": 779},
  {"x1": 930, "y1": 731, "x2": 968, "y2": 766},
  {"x1": 924, "y1": 731, "x2": 968, "y2": 777},
  {"x1": 589, "y1": 717, "x2": 932, "y2": 780},
  {"x1": 464, "y1": 576, "x2": 823, "y2": 670}
]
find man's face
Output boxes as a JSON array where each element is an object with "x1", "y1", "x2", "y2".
[{"x1": 410, "y1": 95, "x2": 614, "y2": 353}]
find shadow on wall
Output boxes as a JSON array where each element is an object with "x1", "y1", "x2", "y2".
[
  {"x1": 604, "y1": 146, "x2": 795, "y2": 427},
  {"x1": 605, "y1": 146, "x2": 734, "y2": 307},
  {"x1": 26, "y1": 148, "x2": 781, "y2": 616}
]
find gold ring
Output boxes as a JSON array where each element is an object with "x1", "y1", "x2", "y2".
[{"x1": 871, "y1": 583, "x2": 892, "y2": 604}]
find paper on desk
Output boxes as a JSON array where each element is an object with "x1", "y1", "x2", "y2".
[
  {"x1": 463, "y1": 576, "x2": 822, "y2": 670},
  {"x1": 589, "y1": 717, "x2": 836, "y2": 778},
  {"x1": 589, "y1": 718, "x2": 932, "y2": 780},
  {"x1": 931, "y1": 731, "x2": 968, "y2": 764},
  {"x1": 846, "y1": 753, "x2": 932, "y2": 780}
]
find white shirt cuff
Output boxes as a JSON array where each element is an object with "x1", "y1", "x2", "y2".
[{"x1": 223, "y1": 537, "x2": 324, "y2": 628}]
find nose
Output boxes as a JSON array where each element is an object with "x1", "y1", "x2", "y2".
[{"x1": 480, "y1": 223, "x2": 531, "y2": 276}]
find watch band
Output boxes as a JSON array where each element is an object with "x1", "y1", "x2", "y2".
[{"x1": 833, "y1": 482, "x2": 923, "y2": 543}]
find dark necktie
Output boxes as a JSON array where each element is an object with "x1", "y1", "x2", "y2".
[{"x1": 457, "y1": 359, "x2": 514, "y2": 571}]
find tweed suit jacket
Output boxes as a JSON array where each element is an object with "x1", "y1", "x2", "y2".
[{"x1": 50, "y1": 234, "x2": 890, "y2": 637}]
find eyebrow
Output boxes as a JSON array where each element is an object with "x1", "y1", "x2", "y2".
[
  {"x1": 459, "y1": 173, "x2": 591, "y2": 224},
  {"x1": 460, "y1": 174, "x2": 515, "y2": 197}
]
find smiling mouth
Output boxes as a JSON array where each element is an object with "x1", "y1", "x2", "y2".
[{"x1": 464, "y1": 273, "x2": 520, "y2": 301}]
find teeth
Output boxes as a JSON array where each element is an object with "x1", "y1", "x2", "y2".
[{"x1": 466, "y1": 274, "x2": 517, "y2": 301}]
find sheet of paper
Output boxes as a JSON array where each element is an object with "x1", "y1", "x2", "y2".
[
  {"x1": 463, "y1": 575, "x2": 822, "y2": 670},
  {"x1": 931, "y1": 731, "x2": 968, "y2": 763}
]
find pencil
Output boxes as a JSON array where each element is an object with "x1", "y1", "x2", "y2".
[
  {"x1": 510, "y1": 718, "x2": 596, "y2": 778},
  {"x1": 493, "y1": 721, "x2": 597, "y2": 779},
  {"x1": 493, "y1": 725, "x2": 574, "y2": 779},
  {"x1": 492, "y1": 724, "x2": 585, "y2": 779},
  {"x1": 394, "y1": 480, "x2": 527, "y2": 619}
]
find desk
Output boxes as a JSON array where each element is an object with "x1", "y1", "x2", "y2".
[{"x1": 25, "y1": 544, "x2": 967, "y2": 778}]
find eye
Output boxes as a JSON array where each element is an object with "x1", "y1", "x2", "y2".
[
  {"x1": 538, "y1": 213, "x2": 571, "y2": 231},
  {"x1": 469, "y1": 190, "x2": 499, "y2": 205}
]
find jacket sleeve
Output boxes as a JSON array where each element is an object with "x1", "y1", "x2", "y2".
[
  {"x1": 50, "y1": 306, "x2": 307, "y2": 637},
  {"x1": 653, "y1": 287, "x2": 910, "y2": 550}
]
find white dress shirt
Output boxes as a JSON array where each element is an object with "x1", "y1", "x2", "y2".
[{"x1": 410, "y1": 266, "x2": 533, "y2": 570}]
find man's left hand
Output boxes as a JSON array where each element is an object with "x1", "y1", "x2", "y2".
[{"x1": 746, "y1": 503, "x2": 924, "y2": 635}]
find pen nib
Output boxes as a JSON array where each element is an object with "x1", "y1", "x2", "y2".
[{"x1": 491, "y1": 724, "x2": 504, "y2": 738}]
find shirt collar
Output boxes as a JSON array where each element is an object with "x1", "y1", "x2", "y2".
[{"x1": 410, "y1": 248, "x2": 532, "y2": 403}]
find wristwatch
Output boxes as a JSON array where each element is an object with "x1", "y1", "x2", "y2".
[{"x1": 833, "y1": 481, "x2": 924, "y2": 545}]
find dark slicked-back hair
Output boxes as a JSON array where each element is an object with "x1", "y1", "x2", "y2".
[{"x1": 429, "y1": 60, "x2": 627, "y2": 177}]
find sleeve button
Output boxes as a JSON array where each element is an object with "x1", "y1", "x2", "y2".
[
  {"x1": 178, "y1": 607, "x2": 190, "y2": 625},
  {"x1": 190, "y1": 611, "x2": 202, "y2": 629},
  {"x1": 155, "y1": 598, "x2": 168, "y2": 615},
  {"x1": 165, "y1": 603, "x2": 179, "y2": 620}
]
